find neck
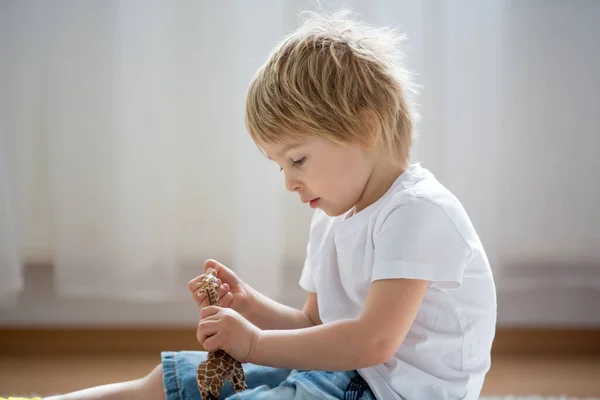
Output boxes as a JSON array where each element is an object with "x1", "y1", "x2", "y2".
[
  {"x1": 354, "y1": 155, "x2": 406, "y2": 213},
  {"x1": 206, "y1": 287, "x2": 220, "y2": 306}
]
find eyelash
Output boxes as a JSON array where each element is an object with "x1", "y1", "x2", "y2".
[{"x1": 279, "y1": 157, "x2": 306, "y2": 171}]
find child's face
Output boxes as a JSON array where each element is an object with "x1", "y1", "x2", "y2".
[{"x1": 260, "y1": 135, "x2": 374, "y2": 217}]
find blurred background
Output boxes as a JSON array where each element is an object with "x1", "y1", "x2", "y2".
[{"x1": 0, "y1": 0, "x2": 599, "y2": 397}]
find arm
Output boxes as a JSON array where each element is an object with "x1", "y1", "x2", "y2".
[
  {"x1": 189, "y1": 259, "x2": 320, "y2": 331},
  {"x1": 248, "y1": 278, "x2": 429, "y2": 371},
  {"x1": 243, "y1": 286, "x2": 322, "y2": 330}
]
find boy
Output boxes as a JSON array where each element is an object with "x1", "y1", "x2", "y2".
[{"x1": 44, "y1": 10, "x2": 496, "y2": 400}]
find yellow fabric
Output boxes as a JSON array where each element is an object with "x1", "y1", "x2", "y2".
[{"x1": 1, "y1": 397, "x2": 42, "y2": 400}]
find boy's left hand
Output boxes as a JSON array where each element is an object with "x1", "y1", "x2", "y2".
[{"x1": 197, "y1": 305, "x2": 261, "y2": 363}]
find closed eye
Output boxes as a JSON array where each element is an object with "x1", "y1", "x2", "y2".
[
  {"x1": 279, "y1": 156, "x2": 307, "y2": 172},
  {"x1": 292, "y1": 157, "x2": 307, "y2": 167}
]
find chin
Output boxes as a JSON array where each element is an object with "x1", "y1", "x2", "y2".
[{"x1": 320, "y1": 204, "x2": 353, "y2": 218}]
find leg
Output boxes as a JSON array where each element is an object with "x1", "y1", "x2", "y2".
[
  {"x1": 228, "y1": 362, "x2": 248, "y2": 392},
  {"x1": 225, "y1": 370, "x2": 376, "y2": 400},
  {"x1": 198, "y1": 388, "x2": 217, "y2": 400},
  {"x1": 161, "y1": 351, "x2": 292, "y2": 399},
  {"x1": 43, "y1": 364, "x2": 165, "y2": 400},
  {"x1": 196, "y1": 356, "x2": 231, "y2": 400}
]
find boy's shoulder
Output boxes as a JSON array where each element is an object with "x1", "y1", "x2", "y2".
[
  {"x1": 374, "y1": 163, "x2": 477, "y2": 246},
  {"x1": 379, "y1": 164, "x2": 464, "y2": 220}
]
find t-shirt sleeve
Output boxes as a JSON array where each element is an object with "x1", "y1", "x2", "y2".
[
  {"x1": 372, "y1": 197, "x2": 473, "y2": 289},
  {"x1": 298, "y1": 245, "x2": 317, "y2": 293},
  {"x1": 298, "y1": 209, "x2": 329, "y2": 293}
]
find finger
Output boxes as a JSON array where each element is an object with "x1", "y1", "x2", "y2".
[
  {"x1": 202, "y1": 332, "x2": 224, "y2": 352},
  {"x1": 204, "y1": 259, "x2": 236, "y2": 284},
  {"x1": 193, "y1": 280, "x2": 226, "y2": 296},
  {"x1": 197, "y1": 320, "x2": 219, "y2": 336},
  {"x1": 194, "y1": 284, "x2": 229, "y2": 308},
  {"x1": 212, "y1": 284, "x2": 229, "y2": 299},
  {"x1": 198, "y1": 319, "x2": 220, "y2": 330},
  {"x1": 192, "y1": 284, "x2": 210, "y2": 306},
  {"x1": 197, "y1": 321, "x2": 218, "y2": 346},
  {"x1": 188, "y1": 275, "x2": 204, "y2": 293},
  {"x1": 197, "y1": 316, "x2": 221, "y2": 343},
  {"x1": 195, "y1": 293, "x2": 211, "y2": 308},
  {"x1": 200, "y1": 305, "x2": 221, "y2": 319},
  {"x1": 204, "y1": 259, "x2": 225, "y2": 274},
  {"x1": 198, "y1": 295, "x2": 216, "y2": 309},
  {"x1": 219, "y1": 292, "x2": 234, "y2": 308},
  {"x1": 202, "y1": 285, "x2": 229, "y2": 307},
  {"x1": 199, "y1": 314, "x2": 221, "y2": 323},
  {"x1": 188, "y1": 273, "x2": 222, "y2": 293}
]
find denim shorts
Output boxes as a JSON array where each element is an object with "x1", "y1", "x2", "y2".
[{"x1": 161, "y1": 351, "x2": 376, "y2": 400}]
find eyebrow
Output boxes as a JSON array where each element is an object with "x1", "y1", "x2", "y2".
[{"x1": 266, "y1": 143, "x2": 301, "y2": 160}]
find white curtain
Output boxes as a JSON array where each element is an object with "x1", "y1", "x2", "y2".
[
  {"x1": 1, "y1": 0, "x2": 599, "y2": 309},
  {"x1": 0, "y1": 0, "x2": 290, "y2": 304},
  {"x1": 0, "y1": 126, "x2": 23, "y2": 306}
]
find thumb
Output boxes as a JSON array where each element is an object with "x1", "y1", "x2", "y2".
[
  {"x1": 204, "y1": 259, "x2": 225, "y2": 274},
  {"x1": 204, "y1": 259, "x2": 237, "y2": 283}
]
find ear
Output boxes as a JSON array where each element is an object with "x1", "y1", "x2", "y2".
[{"x1": 358, "y1": 109, "x2": 382, "y2": 152}]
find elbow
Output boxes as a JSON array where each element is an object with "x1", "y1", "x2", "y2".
[
  {"x1": 348, "y1": 318, "x2": 405, "y2": 369},
  {"x1": 356, "y1": 330, "x2": 402, "y2": 368},
  {"x1": 352, "y1": 340, "x2": 397, "y2": 369}
]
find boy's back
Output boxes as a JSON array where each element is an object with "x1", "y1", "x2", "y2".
[{"x1": 300, "y1": 163, "x2": 497, "y2": 400}]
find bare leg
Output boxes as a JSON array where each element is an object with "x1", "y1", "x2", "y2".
[{"x1": 43, "y1": 364, "x2": 165, "y2": 400}]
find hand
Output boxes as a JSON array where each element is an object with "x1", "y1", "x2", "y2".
[
  {"x1": 188, "y1": 259, "x2": 252, "y2": 314},
  {"x1": 197, "y1": 306, "x2": 261, "y2": 363}
]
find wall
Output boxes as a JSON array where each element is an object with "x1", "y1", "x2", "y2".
[{"x1": 1, "y1": 0, "x2": 599, "y2": 327}]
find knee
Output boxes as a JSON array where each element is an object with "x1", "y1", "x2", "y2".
[{"x1": 138, "y1": 363, "x2": 166, "y2": 400}]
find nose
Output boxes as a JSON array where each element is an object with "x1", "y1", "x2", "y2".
[{"x1": 284, "y1": 171, "x2": 302, "y2": 192}]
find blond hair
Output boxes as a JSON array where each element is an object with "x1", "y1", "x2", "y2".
[{"x1": 245, "y1": 10, "x2": 419, "y2": 163}]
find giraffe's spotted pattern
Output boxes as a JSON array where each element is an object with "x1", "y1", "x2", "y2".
[{"x1": 196, "y1": 270, "x2": 248, "y2": 399}]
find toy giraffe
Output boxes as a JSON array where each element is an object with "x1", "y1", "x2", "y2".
[{"x1": 195, "y1": 269, "x2": 248, "y2": 399}]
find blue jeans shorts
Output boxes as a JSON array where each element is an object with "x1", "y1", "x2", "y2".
[{"x1": 161, "y1": 351, "x2": 376, "y2": 400}]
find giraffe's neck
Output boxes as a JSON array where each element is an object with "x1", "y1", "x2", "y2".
[{"x1": 206, "y1": 286, "x2": 220, "y2": 306}]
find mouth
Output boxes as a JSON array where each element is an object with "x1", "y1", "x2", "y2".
[{"x1": 307, "y1": 198, "x2": 320, "y2": 208}]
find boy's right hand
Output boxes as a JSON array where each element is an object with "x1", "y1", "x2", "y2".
[{"x1": 188, "y1": 259, "x2": 251, "y2": 314}]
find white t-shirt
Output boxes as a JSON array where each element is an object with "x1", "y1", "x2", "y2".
[{"x1": 299, "y1": 163, "x2": 497, "y2": 400}]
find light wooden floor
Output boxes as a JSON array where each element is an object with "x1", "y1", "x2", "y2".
[{"x1": 1, "y1": 353, "x2": 599, "y2": 397}]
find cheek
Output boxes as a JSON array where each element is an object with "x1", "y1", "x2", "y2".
[{"x1": 327, "y1": 157, "x2": 369, "y2": 194}]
